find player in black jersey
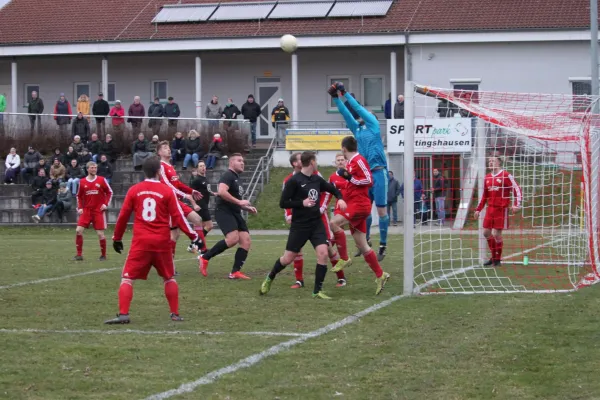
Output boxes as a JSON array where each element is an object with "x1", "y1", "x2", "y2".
[
  {"x1": 198, "y1": 154, "x2": 257, "y2": 280},
  {"x1": 189, "y1": 160, "x2": 217, "y2": 248},
  {"x1": 259, "y1": 151, "x2": 347, "y2": 299}
]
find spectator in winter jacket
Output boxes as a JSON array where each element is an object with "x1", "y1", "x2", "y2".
[
  {"x1": 100, "y1": 134, "x2": 116, "y2": 163},
  {"x1": 35, "y1": 158, "x2": 50, "y2": 177},
  {"x1": 147, "y1": 135, "x2": 160, "y2": 154},
  {"x1": 205, "y1": 95, "x2": 222, "y2": 135},
  {"x1": 206, "y1": 133, "x2": 224, "y2": 170},
  {"x1": 400, "y1": 173, "x2": 424, "y2": 225},
  {"x1": 78, "y1": 148, "x2": 92, "y2": 174},
  {"x1": 132, "y1": 133, "x2": 150, "y2": 171},
  {"x1": 384, "y1": 92, "x2": 392, "y2": 119},
  {"x1": 70, "y1": 135, "x2": 85, "y2": 153},
  {"x1": 49, "y1": 158, "x2": 66, "y2": 185},
  {"x1": 183, "y1": 129, "x2": 203, "y2": 170},
  {"x1": 54, "y1": 93, "x2": 72, "y2": 136},
  {"x1": 170, "y1": 131, "x2": 186, "y2": 166},
  {"x1": 76, "y1": 94, "x2": 91, "y2": 123},
  {"x1": 432, "y1": 168, "x2": 447, "y2": 225},
  {"x1": 0, "y1": 92, "x2": 5, "y2": 135},
  {"x1": 271, "y1": 98, "x2": 290, "y2": 142},
  {"x1": 393, "y1": 95, "x2": 405, "y2": 119},
  {"x1": 51, "y1": 147, "x2": 64, "y2": 164},
  {"x1": 66, "y1": 158, "x2": 84, "y2": 195},
  {"x1": 54, "y1": 182, "x2": 72, "y2": 222},
  {"x1": 71, "y1": 113, "x2": 90, "y2": 142},
  {"x1": 241, "y1": 94, "x2": 261, "y2": 147},
  {"x1": 63, "y1": 146, "x2": 79, "y2": 167},
  {"x1": 20, "y1": 146, "x2": 42, "y2": 184},
  {"x1": 109, "y1": 100, "x2": 125, "y2": 135},
  {"x1": 148, "y1": 97, "x2": 165, "y2": 136},
  {"x1": 165, "y1": 96, "x2": 180, "y2": 135},
  {"x1": 31, "y1": 168, "x2": 48, "y2": 206},
  {"x1": 4, "y1": 147, "x2": 20, "y2": 184},
  {"x1": 128, "y1": 96, "x2": 145, "y2": 135},
  {"x1": 28, "y1": 91, "x2": 44, "y2": 135},
  {"x1": 97, "y1": 154, "x2": 113, "y2": 184},
  {"x1": 92, "y1": 92, "x2": 110, "y2": 136},
  {"x1": 386, "y1": 171, "x2": 402, "y2": 225},
  {"x1": 87, "y1": 133, "x2": 102, "y2": 162},
  {"x1": 31, "y1": 180, "x2": 57, "y2": 222},
  {"x1": 222, "y1": 98, "x2": 240, "y2": 131}
]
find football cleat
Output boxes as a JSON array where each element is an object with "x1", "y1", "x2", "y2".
[
  {"x1": 312, "y1": 291, "x2": 332, "y2": 300},
  {"x1": 98, "y1": 256, "x2": 107, "y2": 261},
  {"x1": 229, "y1": 271, "x2": 251, "y2": 280},
  {"x1": 493, "y1": 260, "x2": 502, "y2": 267},
  {"x1": 335, "y1": 279, "x2": 347, "y2": 288},
  {"x1": 377, "y1": 245, "x2": 387, "y2": 261},
  {"x1": 375, "y1": 272, "x2": 391, "y2": 295},
  {"x1": 198, "y1": 256, "x2": 209, "y2": 277},
  {"x1": 331, "y1": 258, "x2": 352, "y2": 273},
  {"x1": 290, "y1": 280, "x2": 304, "y2": 289},
  {"x1": 259, "y1": 277, "x2": 273, "y2": 295},
  {"x1": 483, "y1": 259, "x2": 494, "y2": 266},
  {"x1": 104, "y1": 313, "x2": 130, "y2": 325},
  {"x1": 72, "y1": 255, "x2": 83, "y2": 261},
  {"x1": 170, "y1": 313, "x2": 184, "y2": 321},
  {"x1": 187, "y1": 243, "x2": 197, "y2": 254}
]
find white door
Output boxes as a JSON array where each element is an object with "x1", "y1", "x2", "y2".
[
  {"x1": 0, "y1": 85, "x2": 12, "y2": 112},
  {"x1": 255, "y1": 78, "x2": 281, "y2": 138}
]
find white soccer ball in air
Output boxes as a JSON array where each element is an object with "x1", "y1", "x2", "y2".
[{"x1": 280, "y1": 34, "x2": 298, "y2": 53}]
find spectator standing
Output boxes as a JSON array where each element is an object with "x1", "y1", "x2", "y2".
[
  {"x1": 21, "y1": 146, "x2": 42, "y2": 184},
  {"x1": 77, "y1": 94, "x2": 91, "y2": 123},
  {"x1": 384, "y1": 92, "x2": 392, "y2": 119},
  {"x1": 165, "y1": 96, "x2": 180, "y2": 135},
  {"x1": 87, "y1": 133, "x2": 102, "y2": 162},
  {"x1": 271, "y1": 98, "x2": 290, "y2": 143},
  {"x1": 132, "y1": 133, "x2": 150, "y2": 171},
  {"x1": 183, "y1": 129, "x2": 202, "y2": 170},
  {"x1": 63, "y1": 146, "x2": 79, "y2": 167},
  {"x1": 28, "y1": 91, "x2": 44, "y2": 135},
  {"x1": 49, "y1": 158, "x2": 66, "y2": 185},
  {"x1": 400, "y1": 173, "x2": 424, "y2": 225},
  {"x1": 0, "y1": 92, "x2": 5, "y2": 135},
  {"x1": 54, "y1": 93, "x2": 72, "y2": 136},
  {"x1": 241, "y1": 94, "x2": 261, "y2": 148},
  {"x1": 205, "y1": 95, "x2": 222, "y2": 135},
  {"x1": 170, "y1": 131, "x2": 185, "y2": 166},
  {"x1": 35, "y1": 158, "x2": 50, "y2": 177},
  {"x1": 433, "y1": 168, "x2": 447, "y2": 225},
  {"x1": 54, "y1": 182, "x2": 73, "y2": 222},
  {"x1": 222, "y1": 98, "x2": 240, "y2": 131},
  {"x1": 148, "y1": 135, "x2": 160, "y2": 154},
  {"x1": 31, "y1": 180, "x2": 57, "y2": 222},
  {"x1": 66, "y1": 158, "x2": 84, "y2": 195},
  {"x1": 97, "y1": 154, "x2": 113, "y2": 184},
  {"x1": 437, "y1": 99, "x2": 458, "y2": 118},
  {"x1": 386, "y1": 171, "x2": 402, "y2": 226},
  {"x1": 109, "y1": 100, "x2": 125, "y2": 135},
  {"x1": 4, "y1": 147, "x2": 21, "y2": 184},
  {"x1": 148, "y1": 97, "x2": 165, "y2": 136},
  {"x1": 31, "y1": 169, "x2": 47, "y2": 206},
  {"x1": 100, "y1": 134, "x2": 117, "y2": 163},
  {"x1": 71, "y1": 113, "x2": 90, "y2": 143},
  {"x1": 205, "y1": 133, "x2": 223, "y2": 170},
  {"x1": 419, "y1": 192, "x2": 430, "y2": 224},
  {"x1": 128, "y1": 96, "x2": 145, "y2": 135},
  {"x1": 394, "y1": 95, "x2": 405, "y2": 119},
  {"x1": 92, "y1": 92, "x2": 110, "y2": 136}
]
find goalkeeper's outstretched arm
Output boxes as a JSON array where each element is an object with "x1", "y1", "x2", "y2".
[
  {"x1": 333, "y1": 97, "x2": 358, "y2": 133},
  {"x1": 342, "y1": 92, "x2": 380, "y2": 133}
]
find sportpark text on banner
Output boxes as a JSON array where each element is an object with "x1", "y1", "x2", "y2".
[{"x1": 386, "y1": 118, "x2": 473, "y2": 154}]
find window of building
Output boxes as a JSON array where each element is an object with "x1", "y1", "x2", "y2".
[
  {"x1": 98, "y1": 82, "x2": 117, "y2": 103},
  {"x1": 24, "y1": 84, "x2": 40, "y2": 107},
  {"x1": 74, "y1": 82, "x2": 91, "y2": 102},
  {"x1": 572, "y1": 80, "x2": 592, "y2": 112},
  {"x1": 152, "y1": 80, "x2": 168, "y2": 102},
  {"x1": 451, "y1": 80, "x2": 480, "y2": 103},
  {"x1": 361, "y1": 75, "x2": 385, "y2": 111},
  {"x1": 327, "y1": 75, "x2": 351, "y2": 110}
]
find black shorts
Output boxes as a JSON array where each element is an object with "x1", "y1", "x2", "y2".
[
  {"x1": 286, "y1": 221, "x2": 329, "y2": 253},
  {"x1": 198, "y1": 207, "x2": 212, "y2": 222},
  {"x1": 215, "y1": 208, "x2": 248, "y2": 236}
]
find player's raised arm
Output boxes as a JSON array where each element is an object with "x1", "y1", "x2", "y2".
[
  {"x1": 509, "y1": 173, "x2": 522, "y2": 209},
  {"x1": 279, "y1": 178, "x2": 303, "y2": 209},
  {"x1": 329, "y1": 85, "x2": 358, "y2": 133},
  {"x1": 338, "y1": 87, "x2": 379, "y2": 132},
  {"x1": 112, "y1": 189, "x2": 134, "y2": 242}
]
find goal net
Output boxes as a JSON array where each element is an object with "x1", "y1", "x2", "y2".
[{"x1": 401, "y1": 83, "x2": 600, "y2": 294}]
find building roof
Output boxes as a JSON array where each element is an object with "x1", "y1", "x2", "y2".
[{"x1": 0, "y1": 0, "x2": 595, "y2": 46}]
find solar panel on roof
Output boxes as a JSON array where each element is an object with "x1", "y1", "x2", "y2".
[
  {"x1": 209, "y1": 2, "x2": 276, "y2": 21},
  {"x1": 152, "y1": 5, "x2": 217, "y2": 23},
  {"x1": 328, "y1": 0, "x2": 393, "y2": 17},
  {"x1": 269, "y1": 1, "x2": 334, "y2": 19}
]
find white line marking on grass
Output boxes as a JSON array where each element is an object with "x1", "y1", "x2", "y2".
[
  {"x1": 143, "y1": 294, "x2": 407, "y2": 400},
  {"x1": 0, "y1": 328, "x2": 308, "y2": 338}
]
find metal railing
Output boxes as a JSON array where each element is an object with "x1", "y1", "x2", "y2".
[{"x1": 242, "y1": 135, "x2": 277, "y2": 219}]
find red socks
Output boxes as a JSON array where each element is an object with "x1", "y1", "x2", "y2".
[
  {"x1": 293, "y1": 254, "x2": 304, "y2": 281},
  {"x1": 170, "y1": 240, "x2": 177, "y2": 259},
  {"x1": 118, "y1": 280, "x2": 133, "y2": 315},
  {"x1": 486, "y1": 236, "x2": 497, "y2": 260},
  {"x1": 100, "y1": 238, "x2": 107, "y2": 257},
  {"x1": 194, "y1": 228, "x2": 207, "y2": 252},
  {"x1": 363, "y1": 250, "x2": 383, "y2": 278},
  {"x1": 164, "y1": 279, "x2": 179, "y2": 314},
  {"x1": 76, "y1": 234, "x2": 83, "y2": 256},
  {"x1": 495, "y1": 238, "x2": 503, "y2": 261},
  {"x1": 333, "y1": 230, "x2": 348, "y2": 260},
  {"x1": 329, "y1": 251, "x2": 345, "y2": 279}
]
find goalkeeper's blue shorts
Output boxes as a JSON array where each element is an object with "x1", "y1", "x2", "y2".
[{"x1": 369, "y1": 168, "x2": 389, "y2": 208}]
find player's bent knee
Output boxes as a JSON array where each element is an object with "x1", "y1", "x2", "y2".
[
  {"x1": 225, "y1": 231, "x2": 240, "y2": 246},
  {"x1": 188, "y1": 212, "x2": 202, "y2": 226},
  {"x1": 377, "y1": 206, "x2": 387, "y2": 216}
]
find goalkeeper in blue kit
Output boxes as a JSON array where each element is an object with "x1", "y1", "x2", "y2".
[{"x1": 329, "y1": 82, "x2": 390, "y2": 261}]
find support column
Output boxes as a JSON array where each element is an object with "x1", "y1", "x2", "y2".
[
  {"x1": 390, "y1": 51, "x2": 397, "y2": 116},
  {"x1": 291, "y1": 53, "x2": 299, "y2": 122},
  {"x1": 403, "y1": 81, "x2": 415, "y2": 295},
  {"x1": 101, "y1": 56, "x2": 108, "y2": 100},
  {"x1": 195, "y1": 56, "x2": 202, "y2": 119},
  {"x1": 11, "y1": 59, "x2": 17, "y2": 114}
]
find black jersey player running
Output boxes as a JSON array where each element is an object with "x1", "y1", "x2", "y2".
[
  {"x1": 189, "y1": 160, "x2": 216, "y2": 249},
  {"x1": 259, "y1": 152, "x2": 347, "y2": 299}
]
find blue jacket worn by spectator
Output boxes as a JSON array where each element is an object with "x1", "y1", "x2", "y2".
[{"x1": 400, "y1": 177, "x2": 424, "y2": 202}]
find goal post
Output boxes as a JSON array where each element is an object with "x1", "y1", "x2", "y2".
[{"x1": 400, "y1": 82, "x2": 599, "y2": 294}]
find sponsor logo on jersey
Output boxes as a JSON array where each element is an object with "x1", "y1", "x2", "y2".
[
  {"x1": 86, "y1": 190, "x2": 99, "y2": 195},
  {"x1": 238, "y1": 185, "x2": 244, "y2": 196},
  {"x1": 308, "y1": 189, "x2": 319, "y2": 201}
]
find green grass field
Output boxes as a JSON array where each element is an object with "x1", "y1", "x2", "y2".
[{"x1": 1, "y1": 227, "x2": 600, "y2": 399}]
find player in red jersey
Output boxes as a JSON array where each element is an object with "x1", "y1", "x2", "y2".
[
  {"x1": 474, "y1": 155, "x2": 522, "y2": 267},
  {"x1": 73, "y1": 161, "x2": 113, "y2": 261},
  {"x1": 283, "y1": 153, "x2": 346, "y2": 289},
  {"x1": 156, "y1": 141, "x2": 207, "y2": 258},
  {"x1": 330, "y1": 136, "x2": 390, "y2": 295},
  {"x1": 105, "y1": 157, "x2": 202, "y2": 324}
]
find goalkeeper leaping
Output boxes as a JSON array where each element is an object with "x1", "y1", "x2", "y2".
[{"x1": 328, "y1": 82, "x2": 390, "y2": 261}]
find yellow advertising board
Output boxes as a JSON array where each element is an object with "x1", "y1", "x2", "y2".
[{"x1": 285, "y1": 130, "x2": 351, "y2": 150}]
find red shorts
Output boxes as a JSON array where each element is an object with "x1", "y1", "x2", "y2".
[
  {"x1": 334, "y1": 205, "x2": 371, "y2": 234},
  {"x1": 121, "y1": 249, "x2": 175, "y2": 280},
  {"x1": 483, "y1": 206, "x2": 509, "y2": 230},
  {"x1": 77, "y1": 209, "x2": 107, "y2": 230},
  {"x1": 179, "y1": 200, "x2": 193, "y2": 217},
  {"x1": 321, "y1": 213, "x2": 333, "y2": 242}
]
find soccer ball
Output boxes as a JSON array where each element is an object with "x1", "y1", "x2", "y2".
[{"x1": 280, "y1": 34, "x2": 298, "y2": 53}]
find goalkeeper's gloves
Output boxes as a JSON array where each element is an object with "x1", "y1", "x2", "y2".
[
  {"x1": 336, "y1": 168, "x2": 352, "y2": 181},
  {"x1": 335, "y1": 82, "x2": 347, "y2": 96},
  {"x1": 113, "y1": 240, "x2": 124, "y2": 254},
  {"x1": 327, "y1": 84, "x2": 338, "y2": 98}
]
